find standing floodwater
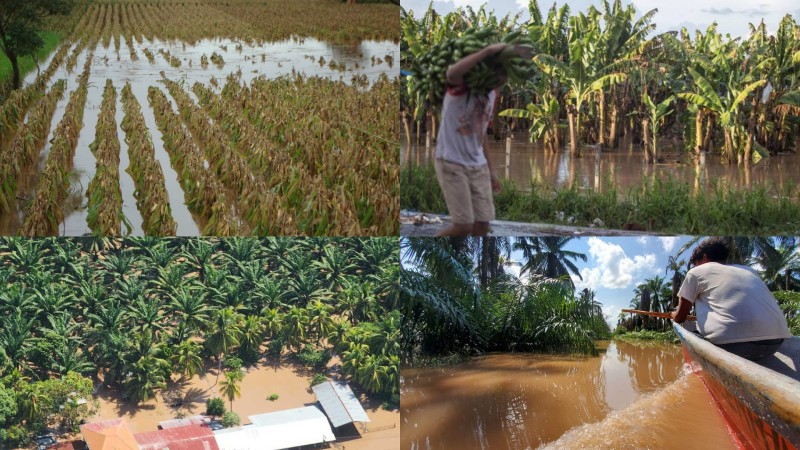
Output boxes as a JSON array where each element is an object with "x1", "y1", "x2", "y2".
[
  {"x1": 401, "y1": 341, "x2": 736, "y2": 449},
  {"x1": 402, "y1": 133, "x2": 800, "y2": 194}
]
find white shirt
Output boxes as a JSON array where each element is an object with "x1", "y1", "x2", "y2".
[
  {"x1": 434, "y1": 86, "x2": 497, "y2": 167},
  {"x1": 677, "y1": 262, "x2": 792, "y2": 344}
]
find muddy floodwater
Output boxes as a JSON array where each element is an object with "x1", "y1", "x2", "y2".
[
  {"x1": 1, "y1": 37, "x2": 397, "y2": 235},
  {"x1": 90, "y1": 358, "x2": 399, "y2": 449},
  {"x1": 402, "y1": 133, "x2": 800, "y2": 194},
  {"x1": 401, "y1": 341, "x2": 736, "y2": 449}
]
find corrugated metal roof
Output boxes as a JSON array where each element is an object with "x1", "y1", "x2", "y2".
[
  {"x1": 215, "y1": 406, "x2": 335, "y2": 450},
  {"x1": 311, "y1": 381, "x2": 370, "y2": 428},
  {"x1": 159, "y1": 416, "x2": 209, "y2": 429},
  {"x1": 135, "y1": 423, "x2": 219, "y2": 450}
]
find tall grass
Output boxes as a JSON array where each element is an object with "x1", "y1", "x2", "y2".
[{"x1": 401, "y1": 163, "x2": 800, "y2": 234}]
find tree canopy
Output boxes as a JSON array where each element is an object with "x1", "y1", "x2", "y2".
[{"x1": 0, "y1": 0, "x2": 72, "y2": 89}]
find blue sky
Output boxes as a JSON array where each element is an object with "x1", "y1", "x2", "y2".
[
  {"x1": 402, "y1": 0, "x2": 800, "y2": 38},
  {"x1": 505, "y1": 236, "x2": 696, "y2": 328}
]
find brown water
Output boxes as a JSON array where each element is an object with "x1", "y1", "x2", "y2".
[
  {"x1": 401, "y1": 341, "x2": 736, "y2": 449},
  {"x1": 402, "y1": 133, "x2": 800, "y2": 193},
  {"x1": 3, "y1": 37, "x2": 397, "y2": 235}
]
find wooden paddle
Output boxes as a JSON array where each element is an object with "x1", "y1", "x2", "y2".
[{"x1": 621, "y1": 309, "x2": 697, "y2": 321}]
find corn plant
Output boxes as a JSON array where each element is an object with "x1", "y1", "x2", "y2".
[
  {"x1": 86, "y1": 79, "x2": 124, "y2": 236},
  {"x1": 0, "y1": 80, "x2": 67, "y2": 214},
  {"x1": 120, "y1": 83, "x2": 177, "y2": 236},
  {"x1": 20, "y1": 53, "x2": 94, "y2": 236},
  {"x1": 147, "y1": 86, "x2": 240, "y2": 235}
]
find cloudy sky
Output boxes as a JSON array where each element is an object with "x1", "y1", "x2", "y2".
[
  {"x1": 402, "y1": 0, "x2": 800, "y2": 37},
  {"x1": 506, "y1": 236, "x2": 696, "y2": 329}
]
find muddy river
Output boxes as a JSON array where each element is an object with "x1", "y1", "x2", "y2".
[
  {"x1": 402, "y1": 133, "x2": 800, "y2": 194},
  {"x1": 1, "y1": 37, "x2": 398, "y2": 235},
  {"x1": 401, "y1": 340, "x2": 736, "y2": 449}
]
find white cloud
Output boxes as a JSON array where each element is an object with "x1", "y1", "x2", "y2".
[
  {"x1": 637, "y1": 236, "x2": 648, "y2": 245},
  {"x1": 573, "y1": 238, "x2": 657, "y2": 290},
  {"x1": 659, "y1": 237, "x2": 679, "y2": 252}
]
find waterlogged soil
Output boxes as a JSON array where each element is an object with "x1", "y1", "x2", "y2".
[
  {"x1": 403, "y1": 133, "x2": 800, "y2": 194},
  {"x1": 2, "y1": 37, "x2": 397, "y2": 235},
  {"x1": 401, "y1": 341, "x2": 736, "y2": 449},
  {"x1": 90, "y1": 357, "x2": 399, "y2": 448}
]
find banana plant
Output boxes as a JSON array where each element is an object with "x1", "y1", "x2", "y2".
[
  {"x1": 677, "y1": 67, "x2": 766, "y2": 163},
  {"x1": 499, "y1": 94, "x2": 561, "y2": 152},
  {"x1": 641, "y1": 93, "x2": 674, "y2": 163}
]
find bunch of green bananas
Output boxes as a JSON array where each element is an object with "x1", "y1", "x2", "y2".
[{"x1": 410, "y1": 27, "x2": 536, "y2": 107}]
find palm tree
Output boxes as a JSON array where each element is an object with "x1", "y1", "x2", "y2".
[
  {"x1": 220, "y1": 370, "x2": 243, "y2": 411},
  {"x1": 124, "y1": 331, "x2": 169, "y2": 402},
  {"x1": 752, "y1": 238, "x2": 800, "y2": 291},
  {"x1": 205, "y1": 307, "x2": 243, "y2": 385},
  {"x1": 514, "y1": 237, "x2": 586, "y2": 287},
  {"x1": 171, "y1": 340, "x2": 204, "y2": 380},
  {"x1": 168, "y1": 287, "x2": 209, "y2": 337}
]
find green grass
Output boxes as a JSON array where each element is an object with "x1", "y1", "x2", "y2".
[
  {"x1": 613, "y1": 329, "x2": 678, "y2": 343},
  {"x1": 0, "y1": 31, "x2": 61, "y2": 85},
  {"x1": 401, "y1": 163, "x2": 800, "y2": 234}
]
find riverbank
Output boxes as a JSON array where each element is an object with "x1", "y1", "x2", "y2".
[
  {"x1": 613, "y1": 330, "x2": 679, "y2": 343},
  {"x1": 401, "y1": 163, "x2": 800, "y2": 234}
]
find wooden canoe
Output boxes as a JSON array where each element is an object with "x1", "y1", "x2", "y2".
[{"x1": 673, "y1": 322, "x2": 800, "y2": 449}]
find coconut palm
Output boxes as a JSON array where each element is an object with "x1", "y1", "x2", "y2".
[
  {"x1": 205, "y1": 307, "x2": 243, "y2": 384},
  {"x1": 219, "y1": 370, "x2": 243, "y2": 411},
  {"x1": 171, "y1": 340, "x2": 203, "y2": 380},
  {"x1": 514, "y1": 237, "x2": 586, "y2": 287}
]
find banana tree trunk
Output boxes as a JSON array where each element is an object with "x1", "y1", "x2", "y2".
[
  {"x1": 609, "y1": 101, "x2": 618, "y2": 149},
  {"x1": 744, "y1": 101, "x2": 756, "y2": 165},
  {"x1": 642, "y1": 118, "x2": 651, "y2": 163},
  {"x1": 598, "y1": 93, "x2": 606, "y2": 148},
  {"x1": 694, "y1": 109, "x2": 704, "y2": 155},
  {"x1": 403, "y1": 113, "x2": 412, "y2": 164},
  {"x1": 567, "y1": 104, "x2": 579, "y2": 157},
  {"x1": 724, "y1": 128, "x2": 734, "y2": 164},
  {"x1": 703, "y1": 115, "x2": 714, "y2": 153}
]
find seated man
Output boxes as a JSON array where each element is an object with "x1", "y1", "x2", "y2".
[{"x1": 671, "y1": 237, "x2": 792, "y2": 360}]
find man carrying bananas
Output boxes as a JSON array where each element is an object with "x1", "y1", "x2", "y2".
[{"x1": 435, "y1": 43, "x2": 511, "y2": 237}]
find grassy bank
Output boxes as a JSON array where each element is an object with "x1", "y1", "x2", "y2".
[
  {"x1": 613, "y1": 329, "x2": 678, "y2": 343},
  {"x1": 0, "y1": 31, "x2": 61, "y2": 85},
  {"x1": 401, "y1": 163, "x2": 800, "y2": 234}
]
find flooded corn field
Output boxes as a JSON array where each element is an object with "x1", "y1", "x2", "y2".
[
  {"x1": 401, "y1": 340, "x2": 736, "y2": 449},
  {"x1": 1, "y1": 0, "x2": 399, "y2": 236}
]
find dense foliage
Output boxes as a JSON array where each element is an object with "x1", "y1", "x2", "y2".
[
  {"x1": 400, "y1": 237, "x2": 610, "y2": 362},
  {"x1": 402, "y1": 1, "x2": 800, "y2": 162},
  {"x1": 0, "y1": 237, "x2": 399, "y2": 443}
]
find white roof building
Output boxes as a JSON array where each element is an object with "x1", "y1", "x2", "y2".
[
  {"x1": 311, "y1": 381, "x2": 370, "y2": 428},
  {"x1": 214, "y1": 406, "x2": 335, "y2": 450}
]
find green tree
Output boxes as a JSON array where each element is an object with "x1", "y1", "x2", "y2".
[
  {"x1": 220, "y1": 370, "x2": 242, "y2": 411},
  {"x1": 206, "y1": 397, "x2": 225, "y2": 418},
  {"x1": 171, "y1": 340, "x2": 203, "y2": 379},
  {"x1": 205, "y1": 307, "x2": 243, "y2": 385}
]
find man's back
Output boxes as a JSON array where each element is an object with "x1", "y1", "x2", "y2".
[{"x1": 678, "y1": 262, "x2": 791, "y2": 344}]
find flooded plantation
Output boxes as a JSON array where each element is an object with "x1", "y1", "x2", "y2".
[
  {"x1": 1, "y1": 0, "x2": 399, "y2": 236},
  {"x1": 402, "y1": 133, "x2": 800, "y2": 195},
  {"x1": 401, "y1": 340, "x2": 737, "y2": 449}
]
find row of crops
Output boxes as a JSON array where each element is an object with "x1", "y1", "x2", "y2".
[
  {"x1": 77, "y1": 0, "x2": 398, "y2": 45},
  {"x1": 1, "y1": 0, "x2": 399, "y2": 236}
]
